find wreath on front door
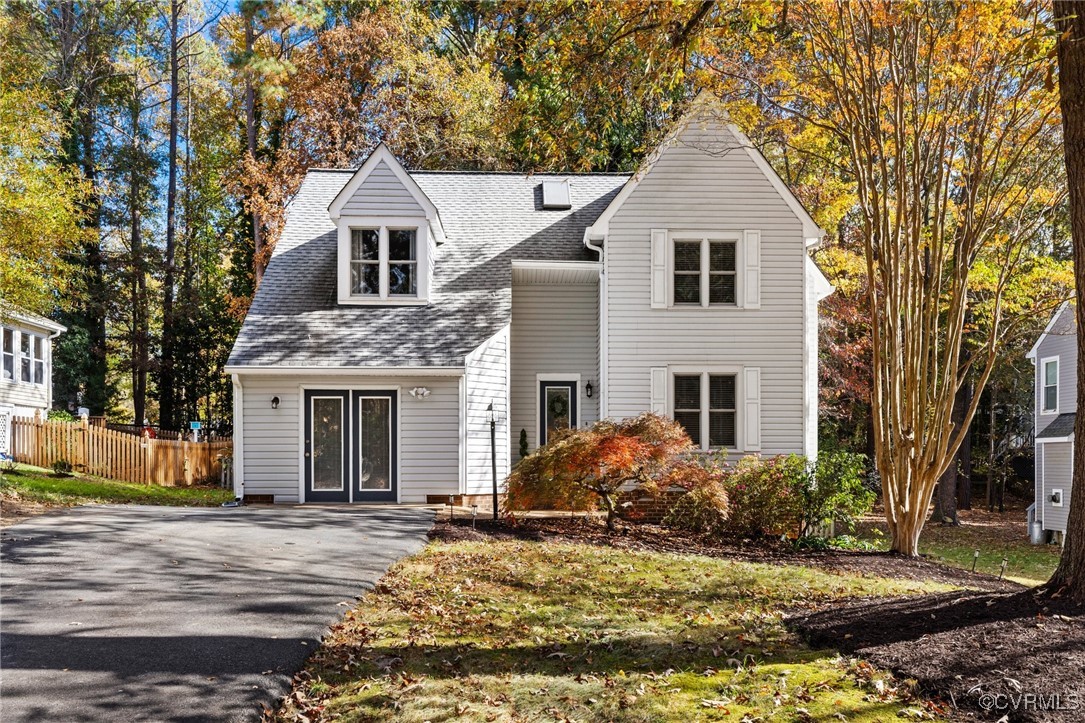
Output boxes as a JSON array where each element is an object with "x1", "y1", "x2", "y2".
[{"x1": 548, "y1": 394, "x2": 569, "y2": 420}]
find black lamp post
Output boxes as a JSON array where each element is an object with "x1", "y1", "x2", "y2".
[{"x1": 488, "y1": 401, "x2": 498, "y2": 520}]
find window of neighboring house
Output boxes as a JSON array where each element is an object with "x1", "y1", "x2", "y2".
[
  {"x1": 672, "y1": 372, "x2": 738, "y2": 450},
  {"x1": 33, "y1": 335, "x2": 44, "y2": 384},
  {"x1": 672, "y1": 238, "x2": 737, "y2": 306},
  {"x1": 348, "y1": 225, "x2": 421, "y2": 300},
  {"x1": 1043, "y1": 358, "x2": 1059, "y2": 413},
  {"x1": 2, "y1": 328, "x2": 13, "y2": 381},
  {"x1": 18, "y1": 332, "x2": 44, "y2": 385}
]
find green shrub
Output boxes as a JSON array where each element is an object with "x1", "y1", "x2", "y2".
[
  {"x1": 47, "y1": 409, "x2": 76, "y2": 422},
  {"x1": 801, "y1": 451, "x2": 875, "y2": 536},
  {"x1": 721, "y1": 451, "x2": 874, "y2": 540},
  {"x1": 723, "y1": 454, "x2": 807, "y2": 538}
]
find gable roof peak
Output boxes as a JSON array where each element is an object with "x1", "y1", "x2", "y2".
[{"x1": 326, "y1": 144, "x2": 446, "y2": 244}]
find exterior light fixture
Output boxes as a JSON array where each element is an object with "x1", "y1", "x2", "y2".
[
  {"x1": 271, "y1": 396, "x2": 280, "y2": 410},
  {"x1": 409, "y1": 386, "x2": 431, "y2": 399},
  {"x1": 585, "y1": 381, "x2": 594, "y2": 398}
]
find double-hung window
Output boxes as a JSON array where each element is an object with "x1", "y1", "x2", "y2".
[
  {"x1": 672, "y1": 372, "x2": 738, "y2": 450},
  {"x1": 2, "y1": 328, "x2": 13, "y2": 381},
  {"x1": 672, "y1": 237, "x2": 737, "y2": 306},
  {"x1": 350, "y1": 229, "x2": 380, "y2": 296},
  {"x1": 17, "y1": 332, "x2": 44, "y2": 385},
  {"x1": 346, "y1": 225, "x2": 422, "y2": 301},
  {"x1": 1042, "y1": 358, "x2": 1059, "y2": 413},
  {"x1": 388, "y1": 229, "x2": 417, "y2": 296}
]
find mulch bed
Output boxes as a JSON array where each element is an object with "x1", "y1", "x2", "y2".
[
  {"x1": 431, "y1": 515, "x2": 1084, "y2": 721},
  {"x1": 429, "y1": 515, "x2": 1020, "y2": 591},
  {"x1": 791, "y1": 589, "x2": 1085, "y2": 722}
]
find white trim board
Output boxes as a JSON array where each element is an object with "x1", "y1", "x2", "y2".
[{"x1": 226, "y1": 365, "x2": 465, "y2": 377}]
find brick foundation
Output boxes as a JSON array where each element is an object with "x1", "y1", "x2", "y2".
[{"x1": 616, "y1": 487, "x2": 688, "y2": 523}]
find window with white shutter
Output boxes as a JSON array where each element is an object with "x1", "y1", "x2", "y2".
[
  {"x1": 651, "y1": 230, "x2": 760, "y2": 309},
  {"x1": 664, "y1": 368, "x2": 753, "y2": 451}
]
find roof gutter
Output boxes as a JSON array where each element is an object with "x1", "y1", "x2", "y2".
[{"x1": 225, "y1": 365, "x2": 466, "y2": 377}]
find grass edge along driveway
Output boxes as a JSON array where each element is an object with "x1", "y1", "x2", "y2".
[
  {"x1": 1, "y1": 463, "x2": 233, "y2": 524},
  {"x1": 273, "y1": 539, "x2": 956, "y2": 722}
]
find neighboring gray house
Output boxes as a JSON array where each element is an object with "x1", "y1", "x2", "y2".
[
  {"x1": 0, "y1": 306, "x2": 65, "y2": 459},
  {"x1": 1028, "y1": 301, "x2": 1077, "y2": 538},
  {"x1": 225, "y1": 93, "x2": 834, "y2": 504}
]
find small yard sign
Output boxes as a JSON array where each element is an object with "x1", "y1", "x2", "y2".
[{"x1": 189, "y1": 421, "x2": 202, "y2": 430}]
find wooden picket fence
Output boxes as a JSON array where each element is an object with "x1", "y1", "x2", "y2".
[{"x1": 10, "y1": 416, "x2": 231, "y2": 487}]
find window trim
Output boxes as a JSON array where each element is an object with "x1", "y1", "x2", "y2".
[
  {"x1": 337, "y1": 216, "x2": 429, "y2": 305},
  {"x1": 2, "y1": 326, "x2": 46, "y2": 387},
  {"x1": 1, "y1": 327, "x2": 14, "y2": 383},
  {"x1": 666, "y1": 231, "x2": 743, "y2": 308},
  {"x1": 1041, "y1": 356, "x2": 1059, "y2": 415},
  {"x1": 668, "y1": 366, "x2": 743, "y2": 452}
]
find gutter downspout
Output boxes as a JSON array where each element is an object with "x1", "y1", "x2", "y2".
[{"x1": 584, "y1": 229, "x2": 607, "y2": 419}]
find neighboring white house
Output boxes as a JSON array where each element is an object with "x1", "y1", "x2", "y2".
[
  {"x1": 1028, "y1": 301, "x2": 1077, "y2": 538},
  {"x1": 0, "y1": 306, "x2": 66, "y2": 459},
  {"x1": 225, "y1": 93, "x2": 834, "y2": 504}
]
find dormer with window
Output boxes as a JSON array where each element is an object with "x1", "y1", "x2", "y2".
[{"x1": 327, "y1": 144, "x2": 446, "y2": 305}]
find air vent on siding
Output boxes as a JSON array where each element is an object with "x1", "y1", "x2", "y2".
[{"x1": 541, "y1": 179, "x2": 572, "y2": 209}]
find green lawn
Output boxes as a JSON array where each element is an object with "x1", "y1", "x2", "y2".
[
  {"x1": 274, "y1": 539, "x2": 954, "y2": 722},
  {"x1": 0, "y1": 463, "x2": 234, "y2": 510},
  {"x1": 856, "y1": 505, "x2": 1062, "y2": 587}
]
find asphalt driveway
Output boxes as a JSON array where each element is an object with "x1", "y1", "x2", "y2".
[{"x1": 0, "y1": 504, "x2": 434, "y2": 722}]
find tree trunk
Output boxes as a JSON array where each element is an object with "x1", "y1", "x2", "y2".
[
  {"x1": 987, "y1": 388, "x2": 997, "y2": 512},
  {"x1": 957, "y1": 382, "x2": 973, "y2": 510},
  {"x1": 159, "y1": 0, "x2": 181, "y2": 430},
  {"x1": 1052, "y1": 0, "x2": 1085, "y2": 604},
  {"x1": 245, "y1": 16, "x2": 263, "y2": 286},
  {"x1": 129, "y1": 90, "x2": 147, "y2": 426},
  {"x1": 933, "y1": 381, "x2": 968, "y2": 525}
]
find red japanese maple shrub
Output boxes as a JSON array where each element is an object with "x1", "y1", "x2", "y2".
[{"x1": 506, "y1": 412, "x2": 693, "y2": 531}]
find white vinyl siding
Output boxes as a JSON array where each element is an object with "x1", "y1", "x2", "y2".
[
  {"x1": 340, "y1": 160, "x2": 426, "y2": 217},
  {"x1": 511, "y1": 283, "x2": 600, "y2": 455},
  {"x1": 606, "y1": 121, "x2": 805, "y2": 456},
  {"x1": 1034, "y1": 306, "x2": 1076, "y2": 419},
  {"x1": 1042, "y1": 442, "x2": 1073, "y2": 533},
  {"x1": 465, "y1": 327, "x2": 510, "y2": 495},
  {"x1": 237, "y1": 374, "x2": 460, "y2": 503}
]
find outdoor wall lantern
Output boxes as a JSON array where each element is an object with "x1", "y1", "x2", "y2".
[
  {"x1": 585, "y1": 381, "x2": 594, "y2": 398},
  {"x1": 271, "y1": 396, "x2": 280, "y2": 410},
  {"x1": 409, "y1": 386, "x2": 431, "y2": 399}
]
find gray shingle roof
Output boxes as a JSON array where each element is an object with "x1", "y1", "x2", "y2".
[
  {"x1": 227, "y1": 170, "x2": 628, "y2": 369},
  {"x1": 1037, "y1": 412, "x2": 1075, "y2": 439}
]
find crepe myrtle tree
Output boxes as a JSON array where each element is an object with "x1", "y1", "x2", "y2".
[
  {"x1": 506, "y1": 413, "x2": 696, "y2": 531},
  {"x1": 775, "y1": 1, "x2": 1068, "y2": 555}
]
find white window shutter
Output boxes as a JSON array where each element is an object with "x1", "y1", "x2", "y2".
[
  {"x1": 744, "y1": 367, "x2": 761, "y2": 451},
  {"x1": 650, "y1": 229, "x2": 667, "y2": 309},
  {"x1": 650, "y1": 367, "x2": 667, "y2": 414},
  {"x1": 743, "y1": 229, "x2": 761, "y2": 309}
]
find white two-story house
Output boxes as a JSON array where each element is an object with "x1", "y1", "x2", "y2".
[
  {"x1": 1028, "y1": 301, "x2": 1077, "y2": 538},
  {"x1": 225, "y1": 93, "x2": 834, "y2": 504}
]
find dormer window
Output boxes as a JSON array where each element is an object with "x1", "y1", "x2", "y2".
[
  {"x1": 329, "y1": 144, "x2": 443, "y2": 306},
  {"x1": 388, "y1": 229, "x2": 417, "y2": 296},
  {"x1": 345, "y1": 224, "x2": 425, "y2": 301},
  {"x1": 351, "y1": 229, "x2": 380, "y2": 295}
]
